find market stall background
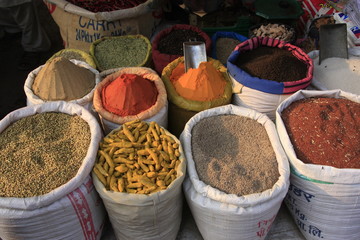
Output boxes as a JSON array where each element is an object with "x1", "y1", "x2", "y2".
[{"x1": 0, "y1": 0, "x2": 359, "y2": 240}]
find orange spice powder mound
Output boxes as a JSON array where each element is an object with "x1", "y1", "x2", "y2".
[
  {"x1": 101, "y1": 73, "x2": 158, "y2": 116},
  {"x1": 170, "y1": 62, "x2": 226, "y2": 101}
]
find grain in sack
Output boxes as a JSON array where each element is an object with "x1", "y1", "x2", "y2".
[
  {"x1": 276, "y1": 89, "x2": 360, "y2": 240},
  {"x1": 0, "y1": 101, "x2": 106, "y2": 240},
  {"x1": 180, "y1": 104, "x2": 290, "y2": 240}
]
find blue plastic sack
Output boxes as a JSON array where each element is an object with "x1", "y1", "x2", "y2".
[{"x1": 211, "y1": 31, "x2": 248, "y2": 66}]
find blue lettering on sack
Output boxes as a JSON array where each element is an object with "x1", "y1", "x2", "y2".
[
  {"x1": 289, "y1": 183, "x2": 315, "y2": 202},
  {"x1": 78, "y1": 17, "x2": 121, "y2": 31},
  {"x1": 75, "y1": 29, "x2": 102, "y2": 43}
]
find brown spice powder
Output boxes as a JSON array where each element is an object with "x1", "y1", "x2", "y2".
[
  {"x1": 191, "y1": 115, "x2": 279, "y2": 196},
  {"x1": 32, "y1": 57, "x2": 95, "y2": 101},
  {"x1": 235, "y1": 46, "x2": 308, "y2": 82},
  {"x1": 0, "y1": 112, "x2": 91, "y2": 198},
  {"x1": 281, "y1": 97, "x2": 360, "y2": 168}
]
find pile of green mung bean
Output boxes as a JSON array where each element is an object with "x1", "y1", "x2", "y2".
[{"x1": 94, "y1": 37, "x2": 149, "y2": 70}]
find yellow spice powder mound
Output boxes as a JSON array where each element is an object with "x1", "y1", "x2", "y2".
[{"x1": 32, "y1": 57, "x2": 95, "y2": 101}]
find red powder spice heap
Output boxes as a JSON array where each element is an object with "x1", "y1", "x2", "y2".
[{"x1": 101, "y1": 73, "x2": 158, "y2": 116}]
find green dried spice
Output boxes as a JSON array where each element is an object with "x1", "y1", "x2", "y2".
[
  {"x1": 58, "y1": 51, "x2": 87, "y2": 63},
  {"x1": 94, "y1": 37, "x2": 148, "y2": 70}
]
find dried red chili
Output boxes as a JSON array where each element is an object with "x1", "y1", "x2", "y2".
[{"x1": 66, "y1": 0, "x2": 147, "y2": 13}]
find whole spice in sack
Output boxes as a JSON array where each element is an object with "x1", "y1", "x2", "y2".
[
  {"x1": 235, "y1": 46, "x2": 308, "y2": 82},
  {"x1": 66, "y1": 0, "x2": 147, "y2": 13},
  {"x1": 157, "y1": 29, "x2": 206, "y2": 55},
  {"x1": 94, "y1": 37, "x2": 149, "y2": 70},
  {"x1": 169, "y1": 62, "x2": 226, "y2": 101},
  {"x1": 281, "y1": 97, "x2": 360, "y2": 169},
  {"x1": 191, "y1": 115, "x2": 279, "y2": 196},
  {"x1": 93, "y1": 120, "x2": 182, "y2": 194},
  {"x1": 215, "y1": 37, "x2": 241, "y2": 65},
  {"x1": 101, "y1": 73, "x2": 158, "y2": 116},
  {"x1": 32, "y1": 57, "x2": 95, "y2": 101},
  {"x1": 250, "y1": 23, "x2": 295, "y2": 42},
  {"x1": 0, "y1": 112, "x2": 91, "y2": 198}
]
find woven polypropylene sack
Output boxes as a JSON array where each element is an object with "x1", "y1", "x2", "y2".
[
  {"x1": 93, "y1": 67, "x2": 168, "y2": 135},
  {"x1": 24, "y1": 59, "x2": 100, "y2": 117},
  {"x1": 161, "y1": 56, "x2": 232, "y2": 137},
  {"x1": 48, "y1": 48, "x2": 97, "y2": 69},
  {"x1": 276, "y1": 89, "x2": 360, "y2": 240},
  {"x1": 210, "y1": 31, "x2": 248, "y2": 66},
  {"x1": 227, "y1": 37, "x2": 313, "y2": 120},
  {"x1": 180, "y1": 104, "x2": 290, "y2": 240},
  {"x1": 0, "y1": 102, "x2": 106, "y2": 240},
  {"x1": 92, "y1": 127, "x2": 186, "y2": 240}
]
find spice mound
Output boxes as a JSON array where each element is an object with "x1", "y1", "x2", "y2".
[
  {"x1": 101, "y1": 73, "x2": 158, "y2": 117},
  {"x1": 216, "y1": 37, "x2": 241, "y2": 65},
  {"x1": 94, "y1": 37, "x2": 148, "y2": 70},
  {"x1": 158, "y1": 29, "x2": 205, "y2": 55},
  {"x1": 93, "y1": 120, "x2": 182, "y2": 194},
  {"x1": 281, "y1": 97, "x2": 360, "y2": 168},
  {"x1": 0, "y1": 112, "x2": 91, "y2": 198},
  {"x1": 191, "y1": 115, "x2": 279, "y2": 196},
  {"x1": 32, "y1": 57, "x2": 95, "y2": 101},
  {"x1": 170, "y1": 62, "x2": 226, "y2": 101},
  {"x1": 235, "y1": 46, "x2": 308, "y2": 82}
]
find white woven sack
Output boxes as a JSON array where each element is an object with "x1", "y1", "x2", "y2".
[
  {"x1": 308, "y1": 48, "x2": 360, "y2": 94},
  {"x1": 24, "y1": 59, "x2": 100, "y2": 116},
  {"x1": 180, "y1": 104, "x2": 290, "y2": 240},
  {"x1": 276, "y1": 89, "x2": 360, "y2": 240},
  {"x1": 0, "y1": 101, "x2": 105, "y2": 240},
  {"x1": 231, "y1": 75, "x2": 292, "y2": 121},
  {"x1": 92, "y1": 128, "x2": 186, "y2": 240}
]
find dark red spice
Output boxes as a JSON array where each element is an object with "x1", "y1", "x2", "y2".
[
  {"x1": 281, "y1": 97, "x2": 360, "y2": 168},
  {"x1": 235, "y1": 46, "x2": 308, "y2": 82},
  {"x1": 66, "y1": 0, "x2": 147, "y2": 13}
]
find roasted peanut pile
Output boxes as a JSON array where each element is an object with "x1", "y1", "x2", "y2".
[
  {"x1": 0, "y1": 112, "x2": 91, "y2": 198},
  {"x1": 93, "y1": 120, "x2": 181, "y2": 194}
]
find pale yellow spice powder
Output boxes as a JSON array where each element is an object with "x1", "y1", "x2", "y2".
[{"x1": 32, "y1": 57, "x2": 95, "y2": 101}]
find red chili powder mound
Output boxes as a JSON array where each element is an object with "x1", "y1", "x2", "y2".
[
  {"x1": 281, "y1": 97, "x2": 360, "y2": 168},
  {"x1": 101, "y1": 73, "x2": 158, "y2": 116}
]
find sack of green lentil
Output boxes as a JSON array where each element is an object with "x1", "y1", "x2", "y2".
[
  {"x1": 92, "y1": 120, "x2": 187, "y2": 240},
  {"x1": 0, "y1": 101, "x2": 106, "y2": 240},
  {"x1": 90, "y1": 35, "x2": 152, "y2": 72},
  {"x1": 276, "y1": 89, "x2": 360, "y2": 240},
  {"x1": 43, "y1": 0, "x2": 162, "y2": 52},
  {"x1": 210, "y1": 31, "x2": 248, "y2": 66},
  {"x1": 93, "y1": 67, "x2": 168, "y2": 135},
  {"x1": 161, "y1": 56, "x2": 232, "y2": 137},
  {"x1": 48, "y1": 48, "x2": 97, "y2": 69},
  {"x1": 227, "y1": 36, "x2": 314, "y2": 121},
  {"x1": 152, "y1": 24, "x2": 212, "y2": 74},
  {"x1": 180, "y1": 104, "x2": 290, "y2": 240},
  {"x1": 24, "y1": 58, "x2": 100, "y2": 117}
]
